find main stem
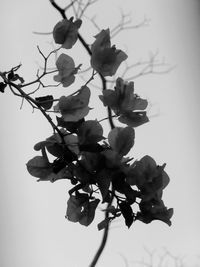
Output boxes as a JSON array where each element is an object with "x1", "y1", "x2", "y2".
[{"x1": 49, "y1": 1, "x2": 115, "y2": 266}]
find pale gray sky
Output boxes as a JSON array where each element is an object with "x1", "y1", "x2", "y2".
[{"x1": 0, "y1": 1, "x2": 200, "y2": 266}]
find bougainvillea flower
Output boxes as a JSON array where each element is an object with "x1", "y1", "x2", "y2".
[
  {"x1": 126, "y1": 155, "x2": 170, "y2": 201},
  {"x1": 137, "y1": 200, "x2": 173, "y2": 226},
  {"x1": 53, "y1": 17, "x2": 82, "y2": 49},
  {"x1": 100, "y1": 77, "x2": 148, "y2": 115},
  {"x1": 54, "y1": 53, "x2": 81, "y2": 87},
  {"x1": 91, "y1": 29, "x2": 127, "y2": 76},
  {"x1": 66, "y1": 194, "x2": 100, "y2": 226},
  {"x1": 54, "y1": 86, "x2": 91, "y2": 121},
  {"x1": 99, "y1": 77, "x2": 149, "y2": 127}
]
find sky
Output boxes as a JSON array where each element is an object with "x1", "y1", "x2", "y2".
[{"x1": 0, "y1": 0, "x2": 200, "y2": 267}]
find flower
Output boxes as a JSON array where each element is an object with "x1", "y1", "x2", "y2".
[
  {"x1": 99, "y1": 77, "x2": 149, "y2": 127},
  {"x1": 126, "y1": 155, "x2": 170, "y2": 202},
  {"x1": 91, "y1": 29, "x2": 127, "y2": 76},
  {"x1": 54, "y1": 86, "x2": 90, "y2": 121},
  {"x1": 53, "y1": 17, "x2": 82, "y2": 49},
  {"x1": 54, "y1": 53, "x2": 81, "y2": 87},
  {"x1": 137, "y1": 199, "x2": 173, "y2": 226}
]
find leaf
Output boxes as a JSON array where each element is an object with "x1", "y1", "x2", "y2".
[
  {"x1": 97, "y1": 218, "x2": 110, "y2": 231},
  {"x1": 54, "y1": 53, "x2": 80, "y2": 87},
  {"x1": 26, "y1": 156, "x2": 52, "y2": 179},
  {"x1": 118, "y1": 111, "x2": 149, "y2": 127},
  {"x1": 112, "y1": 171, "x2": 138, "y2": 204},
  {"x1": 55, "y1": 86, "x2": 90, "y2": 121},
  {"x1": 56, "y1": 117, "x2": 85, "y2": 133},
  {"x1": 0, "y1": 82, "x2": 7, "y2": 93},
  {"x1": 119, "y1": 201, "x2": 134, "y2": 228},
  {"x1": 77, "y1": 120, "x2": 104, "y2": 145},
  {"x1": 79, "y1": 143, "x2": 104, "y2": 153},
  {"x1": 35, "y1": 95, "x2": 54, "y2": 110},
  {"x1": 96, "y1": 169, "x2": 111, "y2": 203},
  {"x1": 53, "y1": 18, "x2": 82, "y2": 49},
  {"x1": 108, "y1": 127, "x2": 135, "y2": 156}
]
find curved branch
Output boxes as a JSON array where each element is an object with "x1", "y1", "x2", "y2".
[
  {"x1": 89, "y1": 219, "x2": 109, "y2": 267},
  {"x1": 89, "y1": 193, "x2": 114, "y2": 267}
]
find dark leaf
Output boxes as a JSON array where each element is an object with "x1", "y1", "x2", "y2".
[
  {"x1": 119, "y1": 201, "x2": 134, "y2": 228},
  {"x1": 52, "y1": 158, "x2": 67, "y2": 174},
  {"x1": 112, "y1": 171, "x2": 137, "y2": 204},
  {"x1": 79, "y1": 143, "x2": 104, "y2": 153},
  {"x1": 7, "y1": 70, "x2": 14, "y2": 80},
  {"x1": 0, "y1": 82, "x2": 7, "y2": 93},
  {"x1": 35, "y1": 95, "x2": 54, "y2": 110},
  {"x1": 56, "y1": 117, "x2": 84, "y2": 133},
  {"x1": 96, "y1": 169, "x2": 111, "y2": 203}
]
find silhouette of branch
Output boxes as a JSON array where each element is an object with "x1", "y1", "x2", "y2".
[
  {"x1": 49, "y1": 1, "x2": 115, "y2": 266},
  {"x1": 132, "y1": 247, "x2": 197, "y2": 267},
  {"x1": 105, "y1": 51, "x2": 174, "y2": 86},
  {"x1": 111, "y1": 10, "x2": 150, "y2": 38},
  {"x1": 89, "y1": 194, "x2": 114, "y2": 267},
  {"x1": 49, "y1": 0, "x2": 115, "y2": 131},
  {"x1": 76, "y1": 0, "x2": 98, "y2": 19}
]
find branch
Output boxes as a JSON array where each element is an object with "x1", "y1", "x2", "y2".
[
  {"x1": 48, "y1": 2, "x2": 121, "y2": 266},
  {"x1": 111, "y1": 10, "x2": 150, "y2": 38},
  {"x1": 49, "y1": 0, "x2": 115, "y2": 131},
  {"x1": 89, "y1": 194, "x2": 114, "y2": 267}
]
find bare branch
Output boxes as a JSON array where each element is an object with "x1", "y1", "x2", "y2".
[
  {"x1": 120, "y1": 51, "x2": 174, "y2": 81},
  {"x1": 111, "y1": 10, "x2": 150, "y2": 38},
  {"x1": 77, "y1": 0, "x2": 98, "y2": 19},
  {"x1": 33, "y1": 31, "x2": 52, "y2": 35},
  {"x1": 21, "y1": 46, "x2": 60, "y2": 89}
]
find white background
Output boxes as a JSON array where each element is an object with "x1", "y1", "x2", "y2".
[{"x1": 0, "y1": 0, "x2": 200, "y2": 266}]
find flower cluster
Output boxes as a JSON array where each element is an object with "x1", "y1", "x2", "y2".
[{"x1": 24, "y1": 16, "x2": 173, "y2": 229}]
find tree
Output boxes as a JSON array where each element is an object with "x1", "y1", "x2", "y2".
[{"x1": 0, "y1": 1, "x2": 173, "y2": 266}]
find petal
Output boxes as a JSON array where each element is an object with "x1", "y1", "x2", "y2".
[
  {"x1": 108, "y1": 127, "x2": 135, "y2": 156},
  {"x1": 91, "y1": 29, "x2": 111, "y2": 53}
]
